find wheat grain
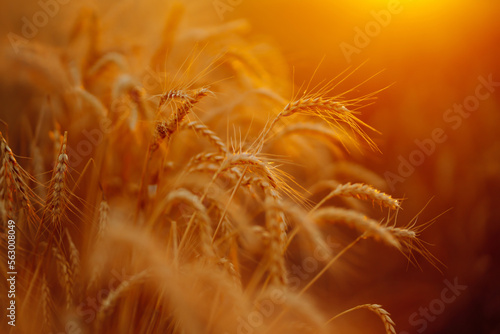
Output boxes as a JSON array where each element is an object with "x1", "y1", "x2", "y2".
[
  {"x1": 183, "y1": 121, "x2": 227, "y2": 154},
  {"x1": 157, "y1": 87, "x2": 212, "y2": 111},
  {"x1": 185, "y1": 152, "x2": 225, "y2": 172},
  {"x1": 369, "y1": 304, "x2": 397, "y2": 334},
  {"x1": 359, "y1": 304, "x2": 397, "y2": 334}
]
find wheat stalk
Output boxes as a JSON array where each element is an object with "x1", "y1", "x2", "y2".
[{"x1": 311, "y1": 207, "x2": 400, "y2": 249}]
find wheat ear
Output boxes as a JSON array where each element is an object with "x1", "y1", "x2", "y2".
[
  {"x1": 261, "y1": 95, "x2": 377, "y2": 150},
  {"x1": 52, "y1": 246, "x2": 73, "y2": 309},
  {"x1": 311, "y1": 182, "x2": 400, "y2": 213},
  {"x1": 44, "y1": 131, "x2": 69, "y2": 234},
  {"x1": 325, "y1": 304, "x2": 396, "y2": 334},
  {"x1": 183, "y1": 121, "x2": 227, "y2": 154},
  {"x1": 41, "y1": 275, "x2": 52, "y2": 331},
  {"x1": 264, "y1": 195, "x2": 288, "y2": 286},
  {"x1": 65, "y1": 229, "x2": 80, "y2": 283},
  {"x1": 0, "y1": 132, "x2": 38, "y2": 220},
  {"x1": 385, "y1": 214, "x2": 445, "y2": 271},
  {"x1": 149, "y1": 88, "x2": 210, "y2": 154},
  {"x1": 157, "y1": 87, "x2": 212, "y2": 108},
  {"x1": 96, "y1": 271, "x2": 148, "y2": 327},
  {"x1": 238, "y1": 165, "x2": 288, "y2": 285}
]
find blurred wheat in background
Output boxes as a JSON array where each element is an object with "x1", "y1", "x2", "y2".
[{"x1": 1, "y1": 1, "x2": 499, "y2": 334}]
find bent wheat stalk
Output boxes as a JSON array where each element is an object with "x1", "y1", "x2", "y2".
[
  {"x1": 311, "y1": 182, "x2": 400, "y2": 213},
  {"x1": 324, "y1": 304, "x2": 396, "y2": 334},
  {"x1": 311, "y1": 207, "x2": 400, "y2": 249}
]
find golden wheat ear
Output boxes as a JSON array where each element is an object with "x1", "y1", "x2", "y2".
[
  {"x1": 182, "y1": 120, "x2": 227, "y2": 154},
  {"x1": 325, "y1": 304, "x2": 396, "y2": 334},
  {"x1": 384, "y1": 205, "x2": 449, "y2": 272},
  {"x1": 0, "y1": 132, "x2": 41, "y2": 230},
  {"x1": 37, "y1": 131, "x2": 69, "y2": 242},
  {"x1": 311, "y1": 182, "x2": 400, "y2": 213}
]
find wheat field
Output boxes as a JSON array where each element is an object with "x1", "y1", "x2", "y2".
[{"x1": 1, "y1": 1, "x2": 499, "y2": 334}]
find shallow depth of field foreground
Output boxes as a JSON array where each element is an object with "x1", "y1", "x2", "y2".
[{"x1": 1, "y1": 1, "x2": 499, "y2": 333}]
